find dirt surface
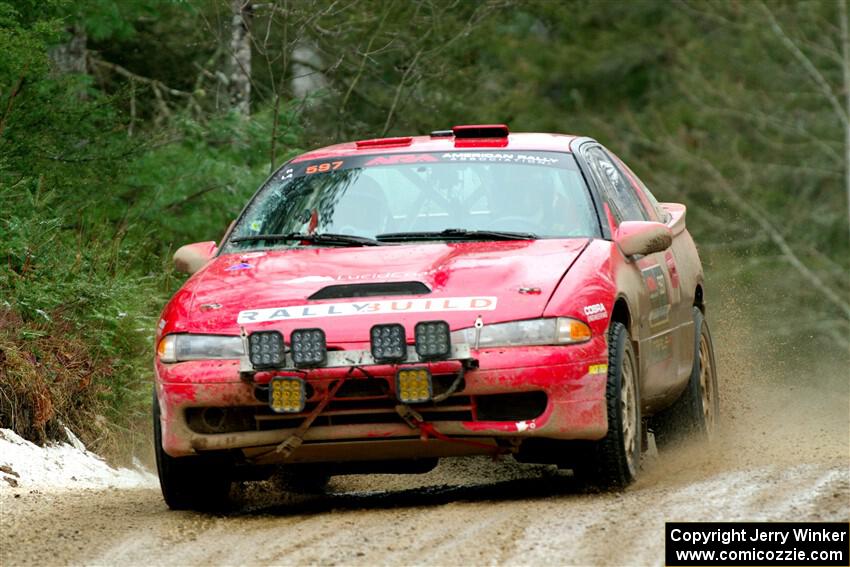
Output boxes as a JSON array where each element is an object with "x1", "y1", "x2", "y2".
[
  {"x1": 2, "y1": 375, "x2": 848, "y2": 566},
  {"x1": 2, "y1": 309, "x2": 848, "y2": 566}
]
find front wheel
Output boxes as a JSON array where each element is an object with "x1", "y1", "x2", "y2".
[
  {"x1": 576, "y1": 321, "x2": 642, "y2": 488},
  {"x1": 153, "y1": 392, "x2": 232, "y2": 511}
]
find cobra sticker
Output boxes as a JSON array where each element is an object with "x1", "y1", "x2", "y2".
[
  {"x1": 583, "y1": 303, "x2": 608, "y2": 322},
  {"x1": 238, "y1": 296, "x2": 497, "y2": 324}
]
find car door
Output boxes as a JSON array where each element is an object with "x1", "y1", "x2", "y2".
[
  {"x1": 612, "y1": 154, "x2": 696, "y2": 386},
  {"x1": 580, "y1": 144, "x2": 682, "y2": 403}
]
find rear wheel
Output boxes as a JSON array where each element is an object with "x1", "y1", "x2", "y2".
[
  {"x1": 653, "y1": 307, "x2": 720, "y2": 446},
  {"x1": 153, "y1": 392, "x2": 232, "y2": 511},
  {"x1": 576, "y1": 321, "x2": 641, "y2": 488}
]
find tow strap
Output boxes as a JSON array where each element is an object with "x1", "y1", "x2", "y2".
[
  {"x1": 394, "y1": 404, "x2": 507, "y2": 455},
  {"x1": 270, "y1": 367, "x2": 506, "y2": 460},
  {"x1": 273, "y1": 367, "x2": 354, "y2": 458}
]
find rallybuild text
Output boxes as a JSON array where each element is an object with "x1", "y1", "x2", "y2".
[{"x1": 665, "y1": 522, "x2": 849, "y2": 566}]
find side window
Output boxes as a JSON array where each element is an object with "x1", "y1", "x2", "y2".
[
  {"x1": 584, "y1": 146, "x2": 648, "y2": 222},
  {"x1": 615, "y1": 157, "x2": 671, "y2": 224}
]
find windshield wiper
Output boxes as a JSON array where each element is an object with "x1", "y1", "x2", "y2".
[
  {"x1": 375, "y1": 228, "x2": 538, "y2": 242},
  {"x1": 231, "y1": 232, "x2": 383, "y2": 246}
]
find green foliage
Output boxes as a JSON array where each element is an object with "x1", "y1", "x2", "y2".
[
  {"x1": 0, "y1": 0, "x2": 305, "y2": 448},
  {"x1": 0, "y1": 1, "x2": 62, "y2": 83},
  {"x1": 1, "y1": 0, "x2": 847, "y2": 448}
]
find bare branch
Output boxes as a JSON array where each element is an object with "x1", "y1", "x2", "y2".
[
  {"x1": 756, "y1": 0, "x2": 848, "y2": 128},
  {"x1": 0, "y1": 68, "x2": 26, "y2": 139},
  {"x1": 381, "y1": 46, "x2": 424, "y2": 136},
  {"x1": 89, "y1": 56, "x2": 193, "y2": 99},
  {"x1": 667, "y1": 140, "x2": 850, "y2": 319},
  {"x1": 840, "y1": 0, "x2": 850, "y2": 246}
]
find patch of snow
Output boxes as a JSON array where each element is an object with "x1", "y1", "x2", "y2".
[{"x1": 0, "y1": 428, "x2": 157, "y2": 491}]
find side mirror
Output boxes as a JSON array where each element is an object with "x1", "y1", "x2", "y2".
[
  {"x1": 615, "y1": 221, "x2": 672, "y2": 257},
  {"x1": 174, "y1": 241, "x2": 217, "y2": 274}
]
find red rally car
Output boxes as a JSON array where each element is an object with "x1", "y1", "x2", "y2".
[{"x1": 154, "y1": 124, "x2": 719, "y2": 510}]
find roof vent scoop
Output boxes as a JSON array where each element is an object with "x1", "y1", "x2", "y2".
[
  {"x1": 451, "y1": 124, "x2": 509, "y2": 138},
  {"x1": 308, "y1": 281, "x2": 431, "y2": 300}
]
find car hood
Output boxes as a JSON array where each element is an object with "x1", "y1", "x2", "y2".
[{"x1": 168, "y1": 239, "x2": 590, "y2": 343}]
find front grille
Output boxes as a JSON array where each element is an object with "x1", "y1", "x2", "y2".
[
  {"x1": 476, "y1": 391, "x2": 547, "y2": 421},
  {"x1": 186, "y1": 375, "x2": 547, "y2": 435}
]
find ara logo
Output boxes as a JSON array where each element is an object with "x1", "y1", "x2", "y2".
[
  {"x1": 364, "y1": 154, "x2": 439, "y2": 166},
  {"x1": 237, "y1": 296, "x2": 498, "y2": 324}
]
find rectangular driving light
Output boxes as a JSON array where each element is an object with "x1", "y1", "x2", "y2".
[
  {"x1": 290, "y1": 328, "x2": 327, "y2": 368},
  {"x1": 248, "y1": 331, "x2": 285, "y2": 369},
  {"x1": 414, "y1": 320, "x2": 450, "y2": 360},
  {"x1": 269, "y1": 377, "x2": 306, "y2": 413},
  {"x1": 396, "y1": 367, "x2": 432, "y2": 404},
  {"x1": 370, "y1": 323, "x2": 407, "y2": 363}
]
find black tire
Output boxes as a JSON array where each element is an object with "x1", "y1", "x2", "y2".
[
  {"x1": 576, "y1": 321, "x2": 642, "y2": 489},
  {"x1": 652, "y1": 307, "x2": 720, "y2": 446},
  {"x1": 153, "y1": 392, "x2": 232, "y2": 511}
]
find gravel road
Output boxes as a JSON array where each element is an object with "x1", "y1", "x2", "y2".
[
  {"x1": 2, "y1": 311, "x2": 848, "y2": 566},
  {"x1": 2, "y1": 373, "x2": 847, "y2": 566}
]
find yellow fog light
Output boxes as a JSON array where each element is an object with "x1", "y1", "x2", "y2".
[
  {"x1": 395, "y1": 367, "x2": 432, "y2": 404},
  {"x1": 269, "y1": 377, "x2": 306, "y2": 413}
]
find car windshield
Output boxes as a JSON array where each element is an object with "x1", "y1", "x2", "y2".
[{"x1": 223, "y1": 150, "x2": 599, "y2": 252}]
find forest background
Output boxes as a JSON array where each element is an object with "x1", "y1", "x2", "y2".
[{"x1": 1, "y1": 0, "x2": 847, "y2": 457}]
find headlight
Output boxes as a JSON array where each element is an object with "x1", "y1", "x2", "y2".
[
  {"x1": 450, "y1": 317, "x2": 591, "y2": 348},
  {"x1": 157, "y1": 334, "x2": 244, "y2": 362}
]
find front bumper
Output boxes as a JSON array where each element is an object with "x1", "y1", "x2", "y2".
[{"x1": 155, "y1": 339, "x2": 609, "y2": 461}]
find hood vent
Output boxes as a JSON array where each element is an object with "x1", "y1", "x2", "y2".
[{"x1": 308, "y1": 281, "x2": 431, "y2": 300}]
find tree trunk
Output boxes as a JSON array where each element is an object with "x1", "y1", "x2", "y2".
[
  {"x1": 226, "y1": 0, "x2": 252, "y2": 115},
  {"x1": 291, "y1": 41, "x2": 327, "y2": 102},
  {"x1": 49, "y1": 25, "x2": 87, "y2": 75}
]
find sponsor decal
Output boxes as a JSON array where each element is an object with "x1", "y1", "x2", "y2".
[
  {"x1": 237, "y1": 296, "x2": 498, "y2": 324},
  {"x1": 239, "y1": 251, "x2": 266, "y2": 259},
  {"x1": 588, "y1": 363, "x2": 608, "y2": 375},
  {"x1": 225, "y1": 262, "x2": 253, "y2": 271},
  {"x1": 158, "y1": 318, "x2": 166, "y2": 331},
  {"x1": 335, "y1": 270, "x2": 437, "y2": 281},
  {"x1": 641, "y1": 264, "x2": 671, "y2": 327},
  {"x1": 364, "y1": 154, "x2": 438, "y2": 166},
  {"x1": 665, "y1": 250, "x2": 680, "y2": 289},
  {"x1": 649, "y1": 334, "x2": 673, "y2": 364},
  {"x1": 583, "y1": 303, "x2": 608, "y2": 322},
  {"x1": 441, "y1": 152, "x2": 561, "y2": 166},
  {"x1": 518, "y1": 286, "x2": 542, "y2": 295}
]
